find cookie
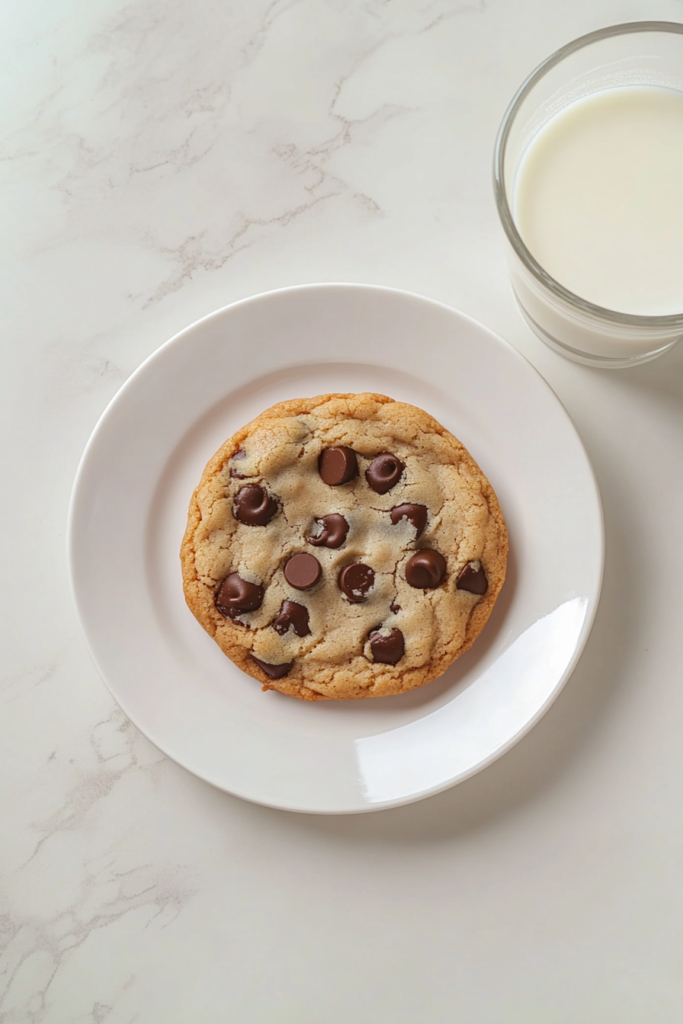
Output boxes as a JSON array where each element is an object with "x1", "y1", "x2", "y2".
[{"x1": 181, "y1": 393, "x2": 508, "y2": 701}]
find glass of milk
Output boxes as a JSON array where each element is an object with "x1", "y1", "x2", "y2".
[{"x1": 494, "y1": 22, "x2": 683, "y2": 367}]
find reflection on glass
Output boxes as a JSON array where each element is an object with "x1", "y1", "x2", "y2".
[{"x1": 355, "y1": 596, "x2": 588, "y2": 804}]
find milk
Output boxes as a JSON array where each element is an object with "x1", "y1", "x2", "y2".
[{"x1": 514, "y1": 86, "x2": 683, "y2": 317}]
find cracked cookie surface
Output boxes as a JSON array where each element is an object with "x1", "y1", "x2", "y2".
[{"x1": 181, "y1": 393, "x2": 508, "y2": 701}]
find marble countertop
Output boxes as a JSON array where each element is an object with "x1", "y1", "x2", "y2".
[{"x1": 3, "y1": 1, "x2": 683, "y2": 1020}]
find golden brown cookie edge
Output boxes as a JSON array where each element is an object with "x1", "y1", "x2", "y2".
[{"x1": 180, "y1": 392, "x2": 508, "y2": 701}]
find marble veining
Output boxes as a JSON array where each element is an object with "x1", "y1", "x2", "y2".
[
  {"x1": 1, "y1": 698, "x2": 196, "y2": 1022},
  {"x1": 2, "y1": 0, "x2": 484, "y2": 309},
  {"x1": 4, "y1": 0, "x2": 683, "y2": 1019}
]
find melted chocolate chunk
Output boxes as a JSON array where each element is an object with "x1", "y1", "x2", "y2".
[
  {"x1": 390, "y1": 503, "x2": 428, "y2": 537},
  {"x1": 390, "y1": 600, "x2": 401, "y2": 614},
  {"x1": 368, "y1": 627, "x2": 405, "y2": 665},
  {"x1": 233, "y1": 485, "x2": 278, "y2": 526},
  {"x1": 284, "y1": 552, "x2": 322, "y2": 591},
  {"x1": 308, "y1": 513, "x2": 349, "y2": 549},
  {"x1": 457, "y1": 561, "x2": 488, "y2": 595},
  {"x1": 338, "y1": 562, "x2": 375, "y2": 602},
  {"x1": 405, "y1": 549, "x2": 447, "y2": 589},
  {"x1": 215, "y1": 573, "x2": 264, "y2": 619},
  {"x1": 250, "y1": 656, "x2": 293, "y2": 680},
  {"x1": 319, "y1": 446, "x2": 357, "y2": 486},
  {"x1": 229, "y1": 449, "x2": 247, "y2": 479},
  {"x1": 272, "y1": 600, "x2": 310, "y2": 637},
  {"x1": 365, "y1": 453, "x2": 405, "y2": 494}
]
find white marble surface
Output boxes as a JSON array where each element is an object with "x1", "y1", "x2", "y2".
[{"x1": 3, "y1": 1, "x2": 683, "y2": 1020}]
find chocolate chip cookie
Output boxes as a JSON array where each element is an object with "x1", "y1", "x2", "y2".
[{"x1": 181, "y1": 393, "x2": 508, "y2": 701}]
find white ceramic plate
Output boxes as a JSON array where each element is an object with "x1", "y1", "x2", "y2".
[{"x1": 68, "y1": 284, "x2": 603, "y2": 814}]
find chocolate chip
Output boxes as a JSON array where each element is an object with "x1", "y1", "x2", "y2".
[
  {"x1": 308, "y1": 514, "x2": 349, "y2": 549},
  {"x1": 365, "y1": 453, "x2": 405, "y2": 494},
  {"x1": 319, "y1": 447, "x2": 357, "y2": 486},
  {"x1": 215, "y1": 573, "x2": 264, "y2": 619},
  {"x1": 390, "y1": 503, "x2": 428, "y2": 537},
  {"x1": 284, "y1": 552, "x2": 322, "y2": 591},
  {"x1": 390, "y1": 600, "x2": 401, "y2": 614},
  {"x1": 405, "y1": 549, "x2": 447, "y2": 589},
  {"x1": 250, "y1": 656, "x2": 293, "y2": 680},
  {"x1": 229, "y1": 449, "x2": 247, "y2": 479},
  {"x1": 233, "y1": 485, "x2": 278, "y2": 526},
  {"x1": 368, "y1": 627, "x2": 405, "y2": 665},
  {"x1": 272, "y1": 600, "x2": 310, "y2": 637},
  {"x1": 457, "y1": 561, "x2": 488, "y2": 595},
  {"x1": 338, "y1": 562, "x2": 375, "y2": 602}
]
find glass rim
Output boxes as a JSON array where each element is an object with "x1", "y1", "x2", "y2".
[{"x1": 493, "y1": 21, "x2": 683, "y2": 329}]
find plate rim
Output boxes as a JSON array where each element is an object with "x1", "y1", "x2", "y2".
[{"x1": 67, "y1": 282, "x2": 604, "y2": 813}]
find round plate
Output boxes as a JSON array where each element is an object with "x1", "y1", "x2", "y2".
[{"x1": 68, "y1": 284, "x2": 603, "y2": 814}]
